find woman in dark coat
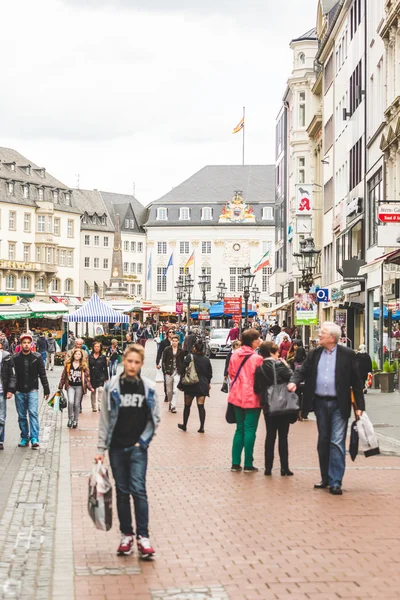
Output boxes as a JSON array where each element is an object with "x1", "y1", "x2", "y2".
[
  {"x1": 355, "y1": 344, "x2": 373, "y2": 393},
  {"x1": 178, "y1": 340, "x2": 213, "y2": 433},
  {"x1": 254, "y1": 341, "x2": 297, "y2": 477}
]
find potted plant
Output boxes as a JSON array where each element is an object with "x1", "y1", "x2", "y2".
[
  {"x1": 371, "y1": 359, "x2": 381, "y2": 390},
  {"x1": 379, "y1": 360, "x2": 395, "y2": 393}
]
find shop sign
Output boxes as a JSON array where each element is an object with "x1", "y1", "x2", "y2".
[
  {"x1": 0, "y1": 260, "x2": 39, "y2": 271},
  {"x1": 344, "y1": 283, "x2": 362, "y2": 295},
  {"x1": 0, "y1": 296, "x2": 17, "y2": 305},
  {"x1": 316, "y1": 288, "x2": 329, "y2": 302},
  {"x1": 378, "y1": 203, "x2": 400, "y2": 223},
  {"x1": 295, "y1": 185, "x2": 312, "y2": 216},
  {"x1": 334, "y1": 309, "x2": 348, "y2": 345},
  {"x1": 224, "y1": 297, "x2": 242, "y2": 316},
  {"x1": 294, "y1": 293, "x2": 318, "y2": 326},
  {"x1": 342, "y1": 259, "x2": 366, "y2": 282},
  {"x1": 175, "y1": 302, "x2": 184, "y2": 314},
  {"x1": 198, "y1": 303, "x2": 209, "y2": 321},
  {"x1": 331, "y1": 288, "x2": 345, "y2": 302}
]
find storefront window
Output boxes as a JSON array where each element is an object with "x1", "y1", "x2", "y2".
[{"x1": 368, "y1": 288, "x2": 381, "y2": 365}]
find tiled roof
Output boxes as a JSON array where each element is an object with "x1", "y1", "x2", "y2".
[
  {"x1": 72, "y1": 189, "x2": 115, "y2": 232},
  {"x1": 100, "y1": 191, "x2": 148, "y2": 232}
]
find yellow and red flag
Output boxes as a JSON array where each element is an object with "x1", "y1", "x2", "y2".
[
  {"x1": 232, "y1": 117, "x2": 244, "y2": 134},
  {"x1": 184, "y1": 251, "x2": 195, "y2": 271}
]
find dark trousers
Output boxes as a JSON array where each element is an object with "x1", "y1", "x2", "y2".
[
  {"x1": 264, "y1": 414, "x2": 290, "y2": 471},
  {"x1": 314, "y1": 397, "x2": 347, "y2": 488},
  {"x1": 109, "y1": 445, "x2": 149, "y2": 538}
]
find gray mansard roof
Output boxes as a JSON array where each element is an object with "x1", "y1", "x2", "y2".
[
  {"x1": 145, "y1": 165, "x2": 275, "y2": 227},
  {"x1": 100, "y1": 191, "x2": 148, "y2": 233},
  {"x1": 73, "y1": 189, "x2": 115, "y2": 232}
]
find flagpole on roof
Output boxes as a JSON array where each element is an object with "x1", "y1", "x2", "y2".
[{"x1": 242, "y1": 106, "x2": 245, "y2": 166}]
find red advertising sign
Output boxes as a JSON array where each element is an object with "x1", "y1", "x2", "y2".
[
  {"x1": 378, "y1": 203, "x2": 400, "y2": 223},
  {"x1": 198, "y1": 314, "x2": 209, "y2": 320},
  {"x1": 175, "y1": 302, "x2": 184, "y2": 314},
  {"x1": 224, "y1": 296, "x2": 242, "y2": 316}
]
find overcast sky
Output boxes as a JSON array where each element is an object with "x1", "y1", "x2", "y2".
[{"x1": 1, "y1": 0, "x2": 317, "y2": 205}]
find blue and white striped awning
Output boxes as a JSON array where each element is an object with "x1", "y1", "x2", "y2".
[{"x1": 63, "y1": 293, "x2": 129, "y2": 323}]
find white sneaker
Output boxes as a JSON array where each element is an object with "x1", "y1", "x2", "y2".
[
  {"x1": 137, "y1": 535, "x2": 155, "y2": 559},
  {"x1": 117, "y1": 534, "x2": 134, "y2": 555}
]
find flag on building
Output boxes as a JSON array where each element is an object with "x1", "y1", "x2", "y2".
[
  {"x1": 253, "y1": 250, "x2": 270, "y2": 274},
  {"x1": 147, "y1": 252, "x2": 152, "y2": 282},
  {"x1": 184, "y1": 251, "x2": 195, "y2": 271},
  {"x1": 232, "y1": 117, "x2": 244, "y2": 134},
  {"x1": 163, "y1": 254, "x2": 173, "y2": 278}
]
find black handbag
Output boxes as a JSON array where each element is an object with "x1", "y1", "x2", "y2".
[
  {"x1": 225, "y1": 354, "x2": 252, "y2": 424},
  {"x1": 221, "y1": 377, "x2": 229, "y2": 394},
  {"x1": 265, "y1": 362, "x2": 299, "y2": 417}
]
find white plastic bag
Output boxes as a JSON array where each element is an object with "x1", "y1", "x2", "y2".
[
  {"x1": 88, "y1": 463, "x2": 113, "y2": 531},
  {"x1": 356, "y1": 413, "x2": 380, "y2": 457}
]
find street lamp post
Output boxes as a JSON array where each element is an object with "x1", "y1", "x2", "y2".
[
  {"x1": 198, "y1": 268, "x2": 211, "y2": 331},
  {"x1": 217, "y1": 278, "x2": 227, "y2": 302},
  {"x1": 177, "y1": 273, "x2": 194, "y2": 328},
  {"x1": 293, "y1": 237, "x2": 321, "y2": 293},
  {"x1": 175, "y1": 283, "x2": 185, "y2": 325},
  {"x1": 239, "y1": 266, "x2": 256, "y2": 330}
]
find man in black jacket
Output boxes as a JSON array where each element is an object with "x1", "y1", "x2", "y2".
[
  {"x1": 161, "y1": 335, "x2": 185, "y2": 413},
  {"x1": 0, "y1": 341, "x2": 16, "y2": 450},
  {"x1": 13, "y1": 333, "x2": 50, "y2": 448},
  {"x1": 290, "y1": 322, "x2": 364, "y2": 495},
  {"x1": 156, "y1": 329, "x2": 173, "y2": 402}
]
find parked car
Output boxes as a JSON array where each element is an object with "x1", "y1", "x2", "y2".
[{"x1": 209, "y1": 328, "x2": 231, "y2": 358}]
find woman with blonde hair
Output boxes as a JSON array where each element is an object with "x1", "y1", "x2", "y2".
[{"x1": 59, "y1": 349, "x2": 94, "y2": 429}]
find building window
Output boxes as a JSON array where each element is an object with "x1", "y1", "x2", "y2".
[
  {"x1": 180, "y1": 241, "x2": 190, "y2": 254},
  {"x1": 67, "y1": 251, "x2": 73, "y2": 266},
  {"x1": 350, "y1": 59, "x2": 363, "y2": 116},
  {"x1": 368, "y1": 169, "x2": 382, "y2": 247},
  {"x1": 53, "y1": 190, "x2": 59, "y2": 203},
  {"x1": 54, "y1": 218, "x2": 60, "y2": 235},
  {"x1": 130, "y1": 263, "x2": 136, "y2": 274},
  {"x1": 323, "y1": 243, "x2": 333, "y2": 284},
  {"x1": 9, "y1": 211, "x2": 16, "y2": 231},
  {"x1": 8, "y1": 182, "x2": 14, "y2": 195},
  {"x1": 84, "y1": 282, "x2": 90, "y2": 296},
  {"x1": 156, "y1": 207, "x2": 168, "y2": 220},
  {"x1": 38, "y1": 188, "x2": 44, "y2": 201},
  {"x1": 350, "y1": 0, "x2": 362, "y2": 39},
  {"x1": 298, "y1": 157, "x2": 305, "y2": 184},
  {"x1": 47, "y1": 216, "x2": 52, "y2": 233},
  {"x1": 130, "y1": 219, "x2": 134, "y2": 228},
  {"x1": 123, "y1": 262, "x2": 129, "y2": 274},
  {"x1": 46, "y1": 248, "x2": 52, "y2": 264},
  {"x1": 203, "y1": 266, "x2": 211, "y2": 292},
  {"x1": 229, "y1": 267, "x2": 244, "y2": 293},
  {"x1": 65, "y1": 279, "x2": 73, "y2": 293},
  {"x1": 299, "y1": 52, "x2": 305, "y2": 65},
  {"x1": 201, "y1": 207, "x2": 213, "y2": 220},
  {"x1": 103, "y1": 258, "x2": 109, "y2": 269},
  {"x1": 262, "y1": 207, "x2": 274, "y2": 220},
  {"x1": 65, "y1": 192, "x2": 71, "y2": 206},
  {"x1": 24, "y1": 213, "x2": 31, "y2": 232},
  {"x1": 124, "y1": 241, "x2": 129, "y2": 251},
  {"x1": 84, "y1": 235, "x2": 91, "y2": 246},
  {"x1": 23, "y1": 245, "x2": 30, "y2": 262},
  {"x1": 104, "y1": 236, "x2": 109, "y2": 247},
  {"x1": 5, "y1": 275, "x2": 16, "y2": 290},
  {"x1": 130, "y1": 284, "x2": 136, "y2": 295},
  {"x1": 23, "y1": 185, "x2": 29, "y2": 199},
  {"x1": 60, "y1": 250, "x2": 66, "y2": 266},
  {"x1": 124, "y1": 219, "x2": 129, "y2": 228},
  {"x1": 36, "y1": 277, "x2": 44, "y2": 291},
  {"x1": 8, "y1": 243, "x2": 15, "y2": 260},
  {"x1": 202, "y1": 241, "x2": 211, "y2": 254},
  {"x1": 67, "y1": 220, "x2": 73, "y2": 237},
  {"x1": 101, "y1": 215, "x2": 106, "y2": 225},
  {"x1": 262, "y1": 266, "x2": 272, "y2": 293},
  {"x1": 21, "y1": 275, "x2": 31, "y2": 291},
  {"x1": 325, "y1": 115, "x2": 334, "y2": 154},
  {"x1": 36, "y1": 247, "x2": 41, "y2": 262},
  {"x1": 84, "y1": 257, "x2": 90, "y2": 268},
  {"x1": 94, "y1": 257, "x2": 100, "y2": 269},
  {"x1": 94, "y1": 235, "x2": 100, "y2": 246},
  {"x1": 157, "y1": 267, "x2": 167, "y2": 292},
  {"x1": 137, "y1": 284, "x2": 143, "y2": 295},
  {"x1": 131, "y1": 241, "x2": 136, "y2": 252},
  {"x1": 349, "y1": 137, "x2": 362, "y2": 191},
  {"x1": 179, "y1": 207, "x2": 190, "y2": 221},
  {"x1": 51, "y1": 279, "x2": 60, "y2": 293},
  {"x1": 157, "y1": 241, "x2": 167, "y2": 254},
  {"x1": 138, "y1": 242, "x2": 143, "y2": 252},
  {"x1": 299, "y1": 92, "x2": 306, "y2": 127},
  {"x1": 324, "y1": 53, "x2": 334, "y2": 92},
  {"x1": 137, "y1": 263, "x2": 143, "y2": 274}
]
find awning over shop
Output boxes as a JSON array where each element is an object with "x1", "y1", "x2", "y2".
[
  {"x1": 359, "y1": 249, "x2": 400, "y2": 275},
  {"x1": 265, "y1": 298, "x2": 295, "y2": 315},
  {"x1": 0, "y1": 305, "x2": 33, "y2": 320},
  {"x1": 27, "y1": 302, "x2": 69, "y2": 319},
  {"x1": 63, "y1": 293, "x2": 129, "y2": 323}
]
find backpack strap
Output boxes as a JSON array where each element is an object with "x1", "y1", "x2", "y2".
[{"x1": 230, "y1": 354, "x2": 252, "y2": 388}]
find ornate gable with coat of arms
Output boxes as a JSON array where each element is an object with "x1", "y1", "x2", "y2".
[{"x1": 218, "y1": 191, "x2": 256, "y2": 223}]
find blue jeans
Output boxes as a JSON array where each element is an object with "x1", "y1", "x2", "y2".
[
  {"x1": 109, "y1": 361, "x2": 118, "y2": 378},
  {"x1": 314, "y1": 397, "x2": 347, "y2": 488},
  {"x1": 15, "y1": 391, "x2": 40, "y2": 441},
  {"x1": 40, "y1": 352, "x2": 47, "y2": 364},
  {"x1": 109, "y1": 445, "x2": 149, "y2": 537},
  {"x1": 0, "y1": 393, "x2": 6, "y2": 443}
]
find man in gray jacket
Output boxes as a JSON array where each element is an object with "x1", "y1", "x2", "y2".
[
  {"x1": 95, "y1": 344, "x2": 160, "y2": 559},
  {"x1": 46, "y1": 333, "x2": 57, "y2": 371}
]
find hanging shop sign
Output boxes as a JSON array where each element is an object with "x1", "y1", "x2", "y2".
[
  {"x1": 175, "y1": 302, "x2": 184, "y2": 314},
  {"x1": 0, "y1": 296, "x2": 18, "y2": 305},
  {"x1": 295, "y1": 185, "x2": 313, "y2": 216},
  {"x1": 331, "y1": 288, "x2": 345, "y2": 302},
  {"x1": 346, "y1": 197, "x2": 362, "y2": 219},
  {"x1": 342, "y1": 259, "x2": 366, "y2": 282},
  {"x1": 378, "y1": 203, "x2": 400, "y2": 223},
  {"x1": 316, "y1": 288, "x2": 329, "y2": 302},
  {"x1": 294, "y1": 293, "x2": 318, "y2": 326},
  {"x1": 224, "y1": 297, "x2": 242, "y2": 316},
  {"x1": 198, "y1": 303, "x2": 210, "y2": 321}
]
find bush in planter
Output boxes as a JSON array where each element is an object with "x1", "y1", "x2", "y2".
[
  {"x1": 371, "y1": 359, "x2": 381, "y2": 389},
  {"x1": 380, "y1": 360, "x2": 395, "y2": 393},
  {"x1": 372, "y1": 359, "x2": 380, "y2": 372}
]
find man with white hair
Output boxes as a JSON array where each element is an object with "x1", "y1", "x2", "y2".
[{"x1": 289, "y1": 322, "x2": 364, "y2": 495}]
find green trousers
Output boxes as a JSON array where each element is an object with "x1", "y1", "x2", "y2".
[{"x1": 232, "y1": 407, "x2": 261, "y2": 468}]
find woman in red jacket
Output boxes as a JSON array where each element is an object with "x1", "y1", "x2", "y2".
[
  {"x1": 228, "y1": 328, "x2": 263, "y2": 473},
  {"x1": 279, "y1": 336, "x2": 291, "y2": 360}
]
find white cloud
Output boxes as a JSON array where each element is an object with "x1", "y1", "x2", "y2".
[{"x1": 0, "y1": 0, "x2": 317, "y2": 203}]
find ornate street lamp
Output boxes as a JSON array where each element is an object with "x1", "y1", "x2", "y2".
[
  {"x1": 217, "y1": 278, "x2": 227, "y2": 302},
  {"x1": 239, "y1": 265, "x2": 256, "y2": 330},
  {"x1": 251, "y1": 284, "x2": 261, "y2": 304},
  {"x1": 198, "y1": 268, "x2": 211, "y2": 330},
  {"x1": 176, "y1": 273, "x2": 194, "y2": 327},
  {"x1": 293, "y1": 237, "x2": 321, "y2": 293},
  {"x1": 175, "y1": 282, "x2": 185, "y2": 324}
]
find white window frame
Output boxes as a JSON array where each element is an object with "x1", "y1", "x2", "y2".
[
  {"x1": 38, "y1": 188, "x2": 44, "y2": 201},
  {"x1": 23, "y1": 245, "x2": 30, "y2": 262},
  {"x1": 5, "y1": 274, "x2": 16, "y2": 290},
  {"x1": 8, "y1": 243, "x2": 16, "y2": 260},
  {"x1": 23, "y1": 185, "x2": 29, "y2": 200},
  {"x1": 179, "y1": 207, "x2": 190, "y2": 221},
  {"x1": 103, "y1": 258, "x2": 109, "y2": 270},
  {"x1": 84, "y1": 235, "x2": 90, "y2": 246},
  {"x1": 124, "y1": 241, "x2": 129, "y2": 251},
  {"x1": 138, "y1": 242, "x2": 143, "y2": 252},
  {"x1": 51, "y1": 278, "x2": 60, "y2": 293},
  {"x1": 123, "y1": 262, "x2": 129, "y2": 274},
  {"x1": 262, "y1": 207, "x2": 274, "y2": 220},
  {"x1": 130, "y1": 263, "x2": 136, "y2": 274},
  {"x1": 201, "y1": 241, "x2": 211, "y2": 254},
  {"x1": 157, "y1": 241, "x2": 167, "y2": 255},
  {"x1": 180, "y1": 241, "x2": 190, "y2": 254},
  {"x1": 54, "y1": 218, "x2": 60, "y2": 236},
  {"x1": 67, "y1": 220, "x2": 73, "y2": 237},
  {"x1": 36, "y1": 277, "x2": 45, "y2": 291},
  {"x1": 157, "y1": 267, "x2": 167, "y2": 292},
  {"x1": 67, "y1": 251, "x2": 73, "y2": 267},
  {"x1": 131, "y1": 241, "x2": 136, "y2": 252},
  {"x1": 65, "y1": 279, "x2": 73, "y2": 293},
  {"x1": 9, "y1": 211, "x2": 16, "y2": 231},
  {"x1": 104, "y1": 236, "x2": 109, "y2": 247},
  {"x1": 156, "y1": 207, "x2": 168, "y2": 221},
  {"x1": 94, "y1": 235, "x2": 100, "y2": 247},
  {"x1": 201, "y1": 207, "x2": 213, "y2": 221},
  {"x1": 94, "y1": 257, "x2": 100, "y2": 269},
  {"x1": 137, "y1": 263, "x2": 143, "y2": 274},
  {"x1": 24, "y1": 213, "x2": 31, "y2": 233},
  {"x1": 262, "y1": 266, "x2": 273, "y2": 293},
  {"x1": 21, "y1": 275, "x2": 31, "y2": 291},
  {"x1": 84, "y1": 257, "x2": 90, "y2": 268}
]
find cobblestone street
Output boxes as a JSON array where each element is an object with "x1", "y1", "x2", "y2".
[{"x1": 0, "y1": 345, "x2": 400, "y2": 599}]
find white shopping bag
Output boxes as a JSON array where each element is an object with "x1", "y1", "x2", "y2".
[
  {"x1": 88, "y1": 463, "x2": 113, "y2": 531},
  {"x1": 155, "y1": 369, "x2": 164, "y2": 383},
  {"x1": 356, "y1": 413, "x2": 380, "y2": 457}
]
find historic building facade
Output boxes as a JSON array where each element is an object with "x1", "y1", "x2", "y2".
[{"x1": 145, "y1": 166, "x2": 275, "y2": 308}]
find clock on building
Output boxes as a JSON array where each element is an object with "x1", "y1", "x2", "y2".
[{"x1": 233, "y1": 243, "x2": 241, "y2": 252}]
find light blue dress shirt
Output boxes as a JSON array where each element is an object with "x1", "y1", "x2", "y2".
[{"x1": 315, "y1": 346, "x2": 337, "y2": 397}]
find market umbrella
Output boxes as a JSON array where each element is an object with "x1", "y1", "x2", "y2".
[{"x1": 63, "y1": 293, "x2": 129, "y2": 323}]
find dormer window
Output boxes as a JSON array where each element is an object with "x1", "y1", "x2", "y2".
[
  {"x1": 34, "y1": 168, "x2": 45, "y2": 178},
  {"x1": 22, "y1": 165, "x2": 31, "y2": 175},
  {"x1": 124, "y1": 219, "x2": 129, "y2": 228},
  {"x1": 53, "y1": 190, "x2": 59, "y2": 203},
  {"x1": 8, "y1": 181, "x2": 14, "y2": 195},
  {"x1": 156, "y1": 207, "x2": 168, "y2": 221},
  {"x1": 38, "y1": 187, "x2": 44, "y2": 201},
  {"x1": 4, "y1": 162, "x2": 16, "y2": 171},
  {"x1": 65, "y1": 192, "x2": 71, "y2": 205},
  {"x1": 201, "y1": 207, "x2": 213, "y2": 221},
  {"x1": 23, "y1": 185, "x2": 29, "y2": 199},
  {"x1": 262, "y1": 206, "x2": 274, "y2": 220},
  {"x1": 179, "y1": 207, "x2": 190, "y2": 221},
  {"x1": 101, "y1": 215, "x2": 106, "y2": 225}
]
